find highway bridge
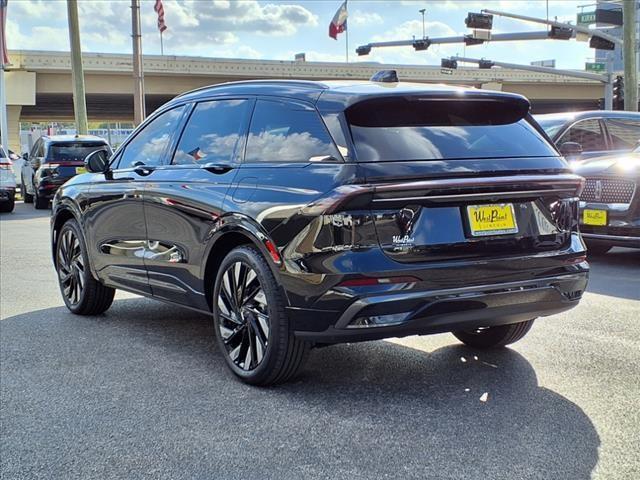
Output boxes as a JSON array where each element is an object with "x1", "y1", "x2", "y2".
[{"x1": 4, "y1": 50, "x2": 607, "y2": 152}]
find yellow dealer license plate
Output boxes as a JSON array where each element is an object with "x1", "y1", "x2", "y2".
[
  {"x1": 75, "y1": 167, "x2": 87, "y2": 174},
  {"x1": 583, "y1": 209, "x2": 607, "y2": 226},
  {"x1": 467, "y1": 204, "x2": 518, "y2": 237}
]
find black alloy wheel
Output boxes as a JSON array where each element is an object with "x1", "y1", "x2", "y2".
[
  {"x1": 213, "y1": 246, "x2": 308, "y2": 385},
  {"x1": 56, "y1": 219, "x2": 115, "y2": 315}
]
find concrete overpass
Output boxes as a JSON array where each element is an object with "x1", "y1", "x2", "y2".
[{"x1": 3, "y1": 49, "x2": 608, "y2": 152}]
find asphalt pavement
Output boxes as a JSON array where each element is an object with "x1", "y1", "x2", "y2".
[{"x1": 1, "y1": 202, "x2": 639, "y2": 480}]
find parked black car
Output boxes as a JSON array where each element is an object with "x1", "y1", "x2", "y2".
[
  {"x1": 22, "y1": 135, "x2": 110, "y2": 209},
  {"x1": 573, "y1": 144, "x2": 640, "y2": 254},
  {"x1": 51, "y1": 77, "x2": 589, "y2": 385},
  {"x1": 535, "y1": 110, "x2": 640, "y2": 160}
]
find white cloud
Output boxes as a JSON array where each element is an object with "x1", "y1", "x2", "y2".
[{"x1": 351, "y1": 11, "x2": 384, "y2": 26}]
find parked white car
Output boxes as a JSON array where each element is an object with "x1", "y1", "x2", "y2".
[{"x1": 0, "y1": 145, "x2": 17, "y2": 213}]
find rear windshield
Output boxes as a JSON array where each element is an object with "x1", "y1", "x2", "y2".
[
  {"x1": 347, "y1": 97, "x2": 558, "y2": 162},
  {"x1": 47, "y1": 143, "x2": 108, "y2": 162}
]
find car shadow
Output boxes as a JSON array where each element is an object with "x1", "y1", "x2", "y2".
[
  {"x1": 586, "y1": 247, "x2": 640, "y2": 300},
  {"x1": 0, "y1": 201, "x2": 51, "y2": 220},
  {"x1": 1, "y1": 299, "x2": 599, "y2": 480}
]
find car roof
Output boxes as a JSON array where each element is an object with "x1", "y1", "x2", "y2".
[
  {"x1": 41, "y1": 135, "x2": 108, "y2": 144},
  {"x1": 171, "y1": 79, "x2": 528, "y2": 112},
  {"x1": 534, "y1": 110, "x2": 640, "y2": 123}
]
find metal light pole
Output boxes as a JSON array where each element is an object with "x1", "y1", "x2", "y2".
[
  {"x1": 66, "y1": 0, "x2": 88, "y2": 135},
  {"x1": 622, "y1": 0, "x2": 638, "y2": 111},
  {"x1": 419, "y1": 9, "x2": 426, "y2": 38},
  {"x1": 131, "y1": 0, "x2": 145, "y2": 125}
]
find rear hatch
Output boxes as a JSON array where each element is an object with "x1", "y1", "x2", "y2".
[
  {"x1": 345, "y1": 94, "x2": 582, "y2": 262},
  {"x1": 44, "y1": 142, "x2": 108, "y2": 178}
]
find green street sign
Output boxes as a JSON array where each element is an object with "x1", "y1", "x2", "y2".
[
  {"x1": 577, "y1": 11, "x2": 596, "y2": 26},
  {"x1": 585, "y1": 62, "x2": 606, "y2": 73}
]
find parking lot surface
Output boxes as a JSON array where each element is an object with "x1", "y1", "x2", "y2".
[{"x1": 1, "y1": 202, "x2": 639, "y2": 480}]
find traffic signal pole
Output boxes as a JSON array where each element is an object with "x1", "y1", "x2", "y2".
[
  {"x1": 131, "y1": 0, "x2": 145, "y2": 126},
  {"x1": 622, "y1": 0, "x2": 638, "y2": 111}
]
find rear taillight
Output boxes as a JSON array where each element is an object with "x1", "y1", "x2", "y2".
[{"x1": 0, "y1": 162, "x2": 12, "y2": 170}]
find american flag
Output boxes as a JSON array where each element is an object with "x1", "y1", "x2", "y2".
[
  {"x1": 154, "y1": 0, "x2": 167, "y2": 33},
  {"x1": 1, "y1": 0, "x2": 9, "y2": 66}
]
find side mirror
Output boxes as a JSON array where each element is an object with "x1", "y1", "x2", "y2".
[
  {"x1": 85, "y1": 149, "x2": 110, "y2": 173},
  {"x1": 22, "y1": 152, "x2": 29, "y2": 161},
  {"x1": 559, "y1": 141, "x2": 583, "y2": 157}
]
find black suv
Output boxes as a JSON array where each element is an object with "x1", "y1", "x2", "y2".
[
  {"x1": 22, "y1": 135, "x2": 110, "y2": 209},
  {"x1": 51, "y1": 77, "x2": 589, "y2": 385}
]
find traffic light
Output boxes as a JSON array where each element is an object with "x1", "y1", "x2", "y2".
[
  {"x1": 589, "y1": 35, "x2": 615, "y2": 51},
  {"x1": 612, "y1": 75, "x2": 624, "y2": 110},
  {"x1": 548, "y1": 26, "x2": 573, "y2": 40},
  {"x1": 356, "y1": 45, "x2": 371, "y2": 56},
  {"x1": 478, "y1": 59, "x2": 494, "y2": 69},
  {"x1": 413, "y1": 39, "x2": 431, "y2": 51},
  {"x1": 441, "y1": 58, "x2": 458, "y2": 69},
  {"x1": 465, "y1": 12, "x2": 493, "y2": 30}
]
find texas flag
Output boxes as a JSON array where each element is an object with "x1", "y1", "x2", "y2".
[{"x1": 329, "y1": 1, "x2": 348, "y2": 40}]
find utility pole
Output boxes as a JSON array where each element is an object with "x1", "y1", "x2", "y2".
[
  {"x1": 66, "y1": 0, "x2": 88, "y2": 135},
  {"x1": 622, "y1": 0, "x2": 638, "y2": 111},
  {"x1": 131, "y1": 0, "x2": 145, "y2": 125}
]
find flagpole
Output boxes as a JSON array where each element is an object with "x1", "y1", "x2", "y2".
[
  {"x1": 160, "y1": 30, "x2": 164, "y2": 56},
  {"x1": 345, "y1": 0, "x2": 348, "y2": 63}
]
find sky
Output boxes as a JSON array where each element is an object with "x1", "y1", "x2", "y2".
[{"x1": 5, "y1": 0, "x2": 603, "y2": 69}]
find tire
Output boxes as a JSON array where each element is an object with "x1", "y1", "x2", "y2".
[
  {"x1": 34, "y1": 187, "x2": 48, "y2": 209},
  {"x1": 22, "y1": 177, "x2": 33, "y2": 203},
  {"x1": 0, "y1": 193, "x2": 15, "y2": 213},
  {"x1": 585, "y1": 242, "x2": 611, "y2": 256},
  {"x1": 213, "y1": 245, "x2": 309, "y2": 386},
  {"x1": 55, "y1": 218, "x2": 115, "y2": 315},
  {"x1": 453, "y1": 319, "x2": 535, "y2": 349}
]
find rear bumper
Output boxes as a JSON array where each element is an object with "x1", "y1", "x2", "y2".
[
  {"x1": 0, "y1": 188, "x2": 16, "y2": 202},
  {"x1": 291, "y1": 269, "x2": 588, "y2": 343},
  {"x1": 582, "y1": 232, "x2": 640, "y2": 249}
]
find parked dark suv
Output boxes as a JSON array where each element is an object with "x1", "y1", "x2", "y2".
[
  {"x1": 51, "y1": 77, "x2": 589, "y2": 385},
  {"x1": 22, "y1": 135, "x2": 110, "y2": 209}
]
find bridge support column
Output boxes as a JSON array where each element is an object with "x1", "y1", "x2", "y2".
[{"x1": 6, "y1": 106, "x2": 22, "y2": 153}]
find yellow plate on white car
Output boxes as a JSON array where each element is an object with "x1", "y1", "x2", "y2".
[
  {"x1": 75, "y1": 166, "x2": 87, "y2": 174},
  {"x1": 583, "y1": 209, "x2": 607, "y2": 226},
  {"x1": 467, "y1": 204, "x2": 518, "y2": 237}
]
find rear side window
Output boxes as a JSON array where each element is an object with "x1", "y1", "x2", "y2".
[
  {"x1": 173, "y1": 99, "x2": 250, "y2": 165},
  {"x1": 347, "y1": 97, "x2": 557, "y2": 161},
  {"x1": 559, "y1": 119, "x2": 606, "y2": 152},
  {"x1": 605, "y1": 118, "x2": 640, "y2": 150},
  {"x1": 119, "y1": 106, "x2": 185, "y2": 168},
  {"x1": 245, "y1": 99, "x2": 339, "y2": 163}
]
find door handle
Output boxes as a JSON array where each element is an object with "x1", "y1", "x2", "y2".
[
  {"x1": 203, "y1": 163, "x2": 234, "y2": 174},
  {"x1": 134, "y1": 166, "x2": 154, "y2": 176}
]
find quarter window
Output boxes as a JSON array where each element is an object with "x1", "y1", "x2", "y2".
[
  {"x1": 605, "y1": 118, "x2": 640, "y2": 150},
  {"x1": 244, "y1": 100, "x2": 338, "y2": 163},
  {"x1": 173, "y1": 99, "x2": 250, "y2": 165},
  {"x1": 119, "y1": 106, "x2": 185, "y2": 168},
  {"x1": 559, "y1": 119, "x2": 606, "y2": 152}
]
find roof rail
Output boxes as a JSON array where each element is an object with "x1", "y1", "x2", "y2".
[{"x1": 175, "y1": 79, "x2": 328, "y2": 99}]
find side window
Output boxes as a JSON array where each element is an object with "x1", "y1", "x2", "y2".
[
  {"x1": 605, "y1": 118, "x2": 640, "y2": 150},
  {"x1": 559, "y1": 119, "x2": 606, "y2": 152},
  {"x1": 30, "y1": 139, "x2": 42, "y2": 158},
  {"x1": 244, "y1": 99, "x2": 339, "y2": 163},
  {"x1": 119, "y1": 106, "x2": 185, "y2": 168},
  {"x1": 173, "y1": 99, "x2": 250, "y2": 165}
]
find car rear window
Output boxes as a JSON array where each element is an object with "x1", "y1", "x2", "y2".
[
  {"x1": 346, "y1": 97, "x2": 557, "y2": 162},
  {"x1": 47, "y1": 143, "x2": 108, "y2": 162}
]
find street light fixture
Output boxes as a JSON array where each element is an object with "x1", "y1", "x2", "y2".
[{"x1": 356, "y1": 45, "x2": 371, "y2": 56}]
